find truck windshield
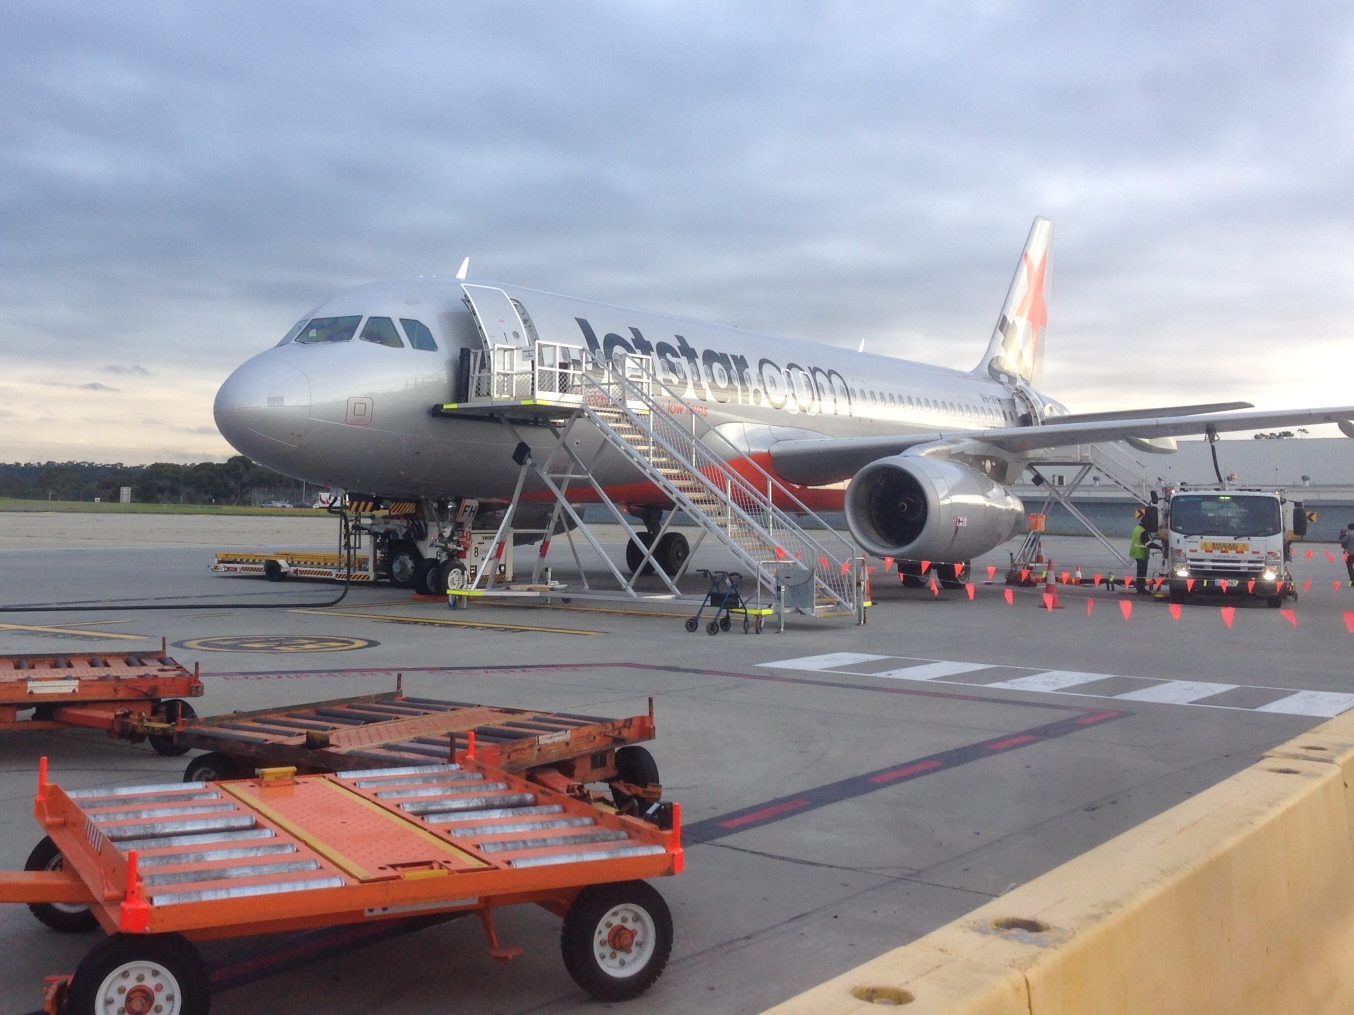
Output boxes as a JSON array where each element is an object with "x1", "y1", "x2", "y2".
[{"x1": 1169, "y1": 494, "x2": 1282, "y2": 537}]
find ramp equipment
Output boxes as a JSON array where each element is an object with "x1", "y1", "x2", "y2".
[
  {"x1": 167, "y1": 686, "x2": 664, "y2": 817},
  {"x1": 0, "y1": 645, "x2": 202, "y2": 756},
  {"x1": 438, "y1": 295, "x2": 867, "y2": 625},
  {"x1": 3, "y1": 755, "x2": 682, "y2": 1012}
]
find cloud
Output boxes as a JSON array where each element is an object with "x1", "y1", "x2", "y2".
[
  {"x1": 0, "y1": 1, "x2": 1351, "y2": 465},
  {"x1": 79, "y1": 381, "x2": 118, "y2": 392}
]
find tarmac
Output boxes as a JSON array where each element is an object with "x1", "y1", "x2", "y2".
[{"x1": 1, "y1": 511, "x2": 1352, "y2": 1014}]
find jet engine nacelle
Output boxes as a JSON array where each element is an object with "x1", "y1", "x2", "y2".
[{"x1": 844, "y1": 455, "x2": 1025, "y2": 562}]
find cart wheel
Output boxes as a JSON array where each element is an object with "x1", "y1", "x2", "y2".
[
  {"x1": 24, "y1": 836, "x2": 97, "y2": 933},
  {"x1": 706, "y1": 619, "x2": 720, "y2": 635},
  {"x1": 64, "y1": 932, "x2": 209, "y2": 1015},
  {"x1": 610, "y1": 745, "x2": 660, "y2": 812},
  {"x1": 684, "y1": 617, "x2": 699, "y2": 633},
  {"x1": 561, "y1": 881, "x2": 673, "y2": 1001},
  {"x1": 183, "y1": 751, "x2": 246, "y2": 783},
  {"x1": 755, "y1": 615, "x2": 764, "y2": 634},
  {"x1": 719, "y1": 615, "x2": 731, "y2": 632},
  {"x1": 743, "y1": 617, "x2": 750, "y2": 633},
  {"x1": 149, "y1": 700, "x2": 196, "y2": 757},
  {"x1": 263, "y1": 559, "x2": 285, "y2": 582}
]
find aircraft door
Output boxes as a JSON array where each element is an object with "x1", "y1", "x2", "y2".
[{"x1": 461, "y1": 284, "x2": 533, "y2": 352}]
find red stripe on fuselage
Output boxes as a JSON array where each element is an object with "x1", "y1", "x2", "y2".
[{"x1": 518, "y1": 450, "x2": 845, "y2": 513}]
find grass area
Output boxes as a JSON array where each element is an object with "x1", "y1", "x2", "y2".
[{"x1": 0, "y1": 498, "x2": 314, "y2": 516}]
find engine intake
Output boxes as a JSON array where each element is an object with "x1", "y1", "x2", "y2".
[{"x1": 844, "y1": 455, "x2": 1025, "y2": 561}]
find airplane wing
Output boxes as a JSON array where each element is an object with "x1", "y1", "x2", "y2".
[{"x1": 770, "y1": 405, "x2": 1354, "y2": 486}]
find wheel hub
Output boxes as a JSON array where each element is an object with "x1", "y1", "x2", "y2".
[
  {"x1": 607, "y1": 924, "x2": 637, "y2": 952},
  {"x1": 99, "y1": 962, "x2": 177, "y2": 1014}
]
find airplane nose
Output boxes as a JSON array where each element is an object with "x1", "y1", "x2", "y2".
[{"x1": 214, "y1": 356, "x2": 312, "y2": 463}]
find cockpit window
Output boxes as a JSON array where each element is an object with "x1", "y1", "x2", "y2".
[
  {"x1": 360, "y1": 316, "x2": 404, "y2": 348},
  {"x1": 294, "y1": 316, "x2": 361, "y2": 344},
  {"x1": 400, "y1": 318, "x2": 438, "y2": 351},
  {"x1": 276, "y1": 318, "x2": 307, "y2": 347}
]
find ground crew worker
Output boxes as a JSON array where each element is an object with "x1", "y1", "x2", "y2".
[
  {"x1": 1129, "y1": 515, "x2": 1158, "y2": 595},
  {"x1": 1340, "y1": 523, "x2": 1354, "y2": 585}
]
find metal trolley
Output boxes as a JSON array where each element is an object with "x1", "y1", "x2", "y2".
[{"x1": 3, "y1": 754, "x2": 682, "y2": 1013}]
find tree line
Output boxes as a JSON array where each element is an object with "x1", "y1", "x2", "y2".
[{"x1": 0, "y1": 458, "x2": 311, "y2": 506}]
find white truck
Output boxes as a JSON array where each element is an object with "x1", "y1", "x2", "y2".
[{"x1": 1162, "y1": 487, "x2": 1309, "y2": 607}]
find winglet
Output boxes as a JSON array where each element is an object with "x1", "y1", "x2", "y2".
[
  {"x1": 976, "y1": 217, "x2": 1053, "y2": 388},
  {"x1": 456, "y1": 257, "x2": 470, "y2": 281}
]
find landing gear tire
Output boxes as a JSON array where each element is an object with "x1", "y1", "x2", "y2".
[
  {"x1": 149, "y1": 699, "x2": 195, "y2": 757},
  {"x1": 24, "y1": 836, "x2": 97, "y2": 933},
  {"x1": 412, "y1": 558, "x2": 441, "y2": 595},
  {"x1": 183, "y1": 751, "x2": 247, "y2": 783},
  {"x1": 441, "y1": 559, "x2": 468, "y2": 592},
  {"x1": 938, "y1": 561, "x2": 970, "y2": 590},
  {"x1": 387, "y1": 541, "x2": 421, "y2": 589},
  {"x1": 64, "y1": 932, "x2": 209, "y2": 1015},
  {"x1": 561, "y1": 881, "x2": 673, "y2": 1002},
  {"x1": 653, "y1": 532, "x2": 690, "y2": 575},
  {"x1": 625, "y1": 532, "x2": 657, "y2": 576}
]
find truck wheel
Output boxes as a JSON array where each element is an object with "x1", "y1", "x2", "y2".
[
  {"x1": 387, "y1": 541, "x2": 421, "y2": 588},
  {"x1": 24, "y1": 836, "x2": 97, "y2": 933},
  {"x1": 183, "y1": 752, "x2": 247, "y2": 783},
  {"x1": 149, "y1": 700, "x2": 196, "y2": 757},
  {"x1": 64, "y1": 933, "x2": 209, "y2": 1015},
  {"x1": 561, "y1": 881, "x2": 672, "y2": 1001},
  {"x1": 1266, "y1": 596, "x2": 1283, "y2": 608}
]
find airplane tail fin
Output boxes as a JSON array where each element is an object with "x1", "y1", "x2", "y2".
[{"x1": 975, "y1": 216, "x2": 1053, "y2": 388}]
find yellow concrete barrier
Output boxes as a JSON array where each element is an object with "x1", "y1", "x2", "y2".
[{"x1": 766, "y1": 712, "x2": 1354, "y2": 1014}]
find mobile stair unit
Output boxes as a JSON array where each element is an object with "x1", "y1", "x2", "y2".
[{"x1": 437, "y1": 284, "x2": 866, "y2": 625}]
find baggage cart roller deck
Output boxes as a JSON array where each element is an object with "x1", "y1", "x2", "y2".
[
  {"x1": 3, "y1": 754, "x2": 683, "y2": 1012},
  {"x1": 170, "y1": 686, "x2": 666, "y2": 818},
  {"x1": 0, "y1": 646, "x2": 203, "y2": 756}
]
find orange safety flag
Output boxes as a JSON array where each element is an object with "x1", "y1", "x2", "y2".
[
  {"x1": 840, "y1": 561, "x2": 852, "y2": 576},
  {"x1": 1004, "y1": 588, "x2": 1015, "y2": 606},
  {"x1": 1306, "y1": 549, "x2": 1314, "y2": 561},
  {"x1": 955, "y1": 562, "x2": 966, "y2": 577},
  {"x1": 1169, "y1": 603, "x2": 1183, "y2": 621},
  {"x1": 1247, "y1": 581, "x2": 1255, "y2": 594},
  {"x1": 775, "y1": 546, "x2": 787, "y2": 559},
  {"x1": 1187, "y1": 579, "x2": 1196, "y2": 593},
  {"x1": 1020, "y1": 569, "x2": 1031, "y2": 583},
  {"x1": 819, "y1": 557, "x2": 829, "y2": 571},
  {"x1": 1327, "y1": 551, "x2": 1337, "y2": 564},
  {"x1": 1345, "y1": 611, "x2": 1354, "y2": 634},
  {"x1": 1093, "y1": 574, "x2": 1104, "y2": 587},
  {"x1": 965, "y1": 583, "x2": 976, "y2": 601},
  {"x1": 1280, "y1": 609, "x2": 1298, "y2": 628},
  {"x1": 884, "y1": 556, "x2": 895, "y2": 571},
  {"x1": 921, "y1": 560, "x2": 931, "y2": 574},
  {"x1": 987, "y1": 565, "x2": 998, "y2": 580},
  {"x1": 1220, "y1": 606, "x2": 1236, "y2": 629},
  {"x1": 1119, "y1": 600, "x2": 1133, "y2": 621},
  {"x1": 1219, "y1": 579, "x2": 1229, "y2": 592},
  {"x1": 1060, "y1": 571, "x2": 1071, "y2": 584},
  {"x1": 1303, "y1": 580, "x2": 1311, "y2": 592}
]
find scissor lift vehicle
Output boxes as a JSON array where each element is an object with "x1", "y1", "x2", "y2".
[
  {"x1": 3, "y1": 755, "x2": 682, "y2": 1013},
  {"x1": 0, "y1": 647, "x2": 202, "y2": 756}
]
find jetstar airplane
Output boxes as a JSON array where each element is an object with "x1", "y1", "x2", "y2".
[{"x1": 214, "y1": 217, "x2": 1354, "y2": 589}]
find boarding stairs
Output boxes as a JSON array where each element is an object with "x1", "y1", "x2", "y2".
[{"x1": 443, "y1": 338, "x2": 864, "y2": 621}]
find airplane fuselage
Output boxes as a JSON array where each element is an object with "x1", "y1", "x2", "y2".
[{"x1": 214, "y1": 279, "x2": 1055, "y2": 506}]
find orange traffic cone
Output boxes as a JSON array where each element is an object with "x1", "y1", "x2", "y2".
[{"x1": 1042, "y1": 561, "x2": 1063, "y2": 610}]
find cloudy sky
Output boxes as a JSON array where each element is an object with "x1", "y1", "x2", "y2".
[{"x1": 3, "y1": 2, "x2": 1352, "y2": 465}]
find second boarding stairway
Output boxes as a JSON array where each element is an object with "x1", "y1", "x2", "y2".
[{"x1": 576, "y1": 362, "x2": 862, "y2": 618}]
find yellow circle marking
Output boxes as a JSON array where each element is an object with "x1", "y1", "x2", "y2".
[{"x1": 178, "y1": 635, "x2": 377, "y2": 653}]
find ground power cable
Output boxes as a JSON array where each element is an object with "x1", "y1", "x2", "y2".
[{"x1": 0, "y1": 510, "x2": 362, "y2": 614}]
